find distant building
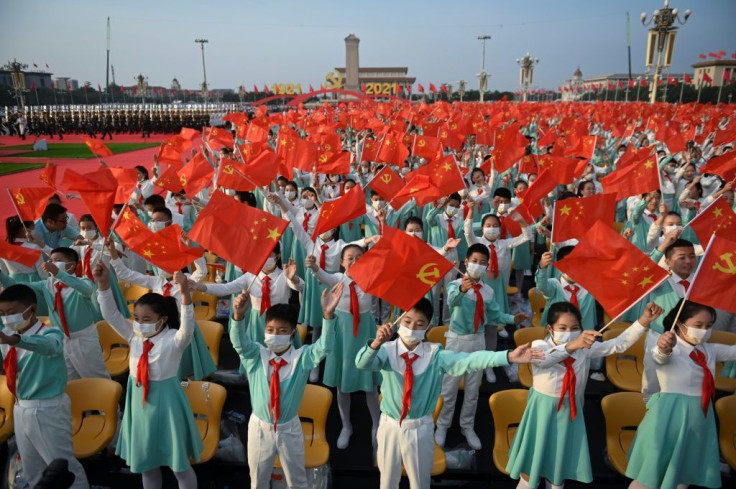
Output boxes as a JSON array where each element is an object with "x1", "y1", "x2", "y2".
[
  {"x1": 171, "y1": 78, "x2": 181, "y2": 91},
  {"x1": 0, "y1": 68, "x2": 53, "y2": 89},
  {"x1": 692, "y1": 59, "x2": 736, "y2": 87},
  {"x1": 560, "y1": 67, "x2": 584, "y2": 101}
]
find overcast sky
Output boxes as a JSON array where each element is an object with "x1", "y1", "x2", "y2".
[{"x1": 2, "y1": 0, "x2": 734, "y2": 92}]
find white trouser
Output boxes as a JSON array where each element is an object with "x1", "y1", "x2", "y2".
[
  {"x1": 377, "y1": 413, "x2": 435, "y2": 489},
  {"x1": 641, "y1": 331, "x2": 661, "y2": 402},
  {"x1": 14, "y1": 394, "x2": 89, "y2": 488},
  {"x1": 247, "y1": 414, "x2": 307, "y2": 489},
  {"x1": 430, "y1": 273, "x2": 454, "y2": 325},
  {"x1": 64, "y1": 323, "x2": 110, "y2": 380},
  {"x1": 437, "y1": 332, "x2": 484, "y2": 430}
]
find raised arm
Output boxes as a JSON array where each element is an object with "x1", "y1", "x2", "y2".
[
  {"x1": 228, "y1": 293, "x2": 261, "y2": 363},
  {"x1": 302, "y1": 283, "x2": 342, "y2": 368},
  {"x1": 94, "y1": 262, "x2": 134, "y2": 342},
  {"x1": 172, "y1": 271, "x2": 194, "y2": 348}
]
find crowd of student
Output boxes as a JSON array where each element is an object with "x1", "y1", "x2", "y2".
[{"x1": 1, "y1": 100, "x2": 735, "y2": 489}]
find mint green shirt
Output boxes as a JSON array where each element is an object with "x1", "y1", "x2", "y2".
[
  {"x1": 229, "y1": 316, "x2": 336, "y2": 424},
  {"x1": 447, "y1": 279, "x2": 514, "y2": 334},
  {"x1": 534, "y1": 266, "x2": 596, "y2": 330},
  {"x1": 356, "y1": 339, "x2": 510, "y2": 420}
]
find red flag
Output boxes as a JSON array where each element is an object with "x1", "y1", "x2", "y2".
[
  {"x1": 667, "y1": 76, "x2": 678, "y2": 86},
  {"x1": 9, "y1": 187, "x2": 56, "y2": 221},
  {"x1": 698, "y1": 53, "x2": 707, "y2": 59},
  {"x1": 242, "y1": 150, "x2": 280, "y2": 187},
  {"x1": 702, "y1": 72, "x2": 713, "y2": 85},
  {"x1": 699, "y1": 153, "x2": 736, "y2": 183},
  {"x1": 418, "y1": 83, "x2": 425, "y2": 93},
  {"x1": 714, "y1": 130, "x2": 736, "y2": 147},
  {"x1": 687, "y1": 235, "x2": 736, "y2": 314},
  {"x1": 724, "y1": 70, "x2": 733, "y2": 84},
  {"x1": 600, "y1": 157, "x2": 660, "y2": 200},
  {"x1": 179, "y1": 127, "x2": 199, "y2": 141},
  {"x1": 130, "y1": 224, "x2": 203, "y2": 275},
  {"x1": 347, "y1": 226, "x2": 455, "y2": 310},
  {"x1": 708, "y1": 52, "x2": 718, "y2": 58},
  {"x1": 60, "y1": 167, "x2": 119, "y2": 236},
  {"x1": 628, "y1": 79, "x2": 636, "y2": 89},
  {"x1": 264, "y1": 84, "x2": 271, "y2": 95},
  {"x1": 555, "y1": 221, "x2": 669, "y2": 319},
  {"x1": 429, "y1": 83, "x2": 437, "y2": 93},
  {"x1": 391, "y1": 174, "x2": 442, "y2": 207},
  {"x1": 114, "y1": 207, "x2": 154, "y2": 249},
  {"x1": 204, "y1": 127, "x2": 234, "y2": 149},
  {"x1": 311, "y1": 186, "x2": 367, "y2": 240},
  {"x1": 253, "y1": 84, "x2": 259, "y2": 94},
  {"x1": 188, "y1": 191, "x2": 288, "y2": 274},
  {"x1": 367, "y1": 166, "x2": 405, "y2": 203},
  {"x1": 315, "y1": 151, "x2": 351, "y2": 175},
  {"x1": 640, "y1": 79, "x2": 648, "y2": 87},
  {"x1": 38, "y1": 162, "x2": 57, "y2": 188},
  {"x1": 277, "y1": 131, "x2": 318, "y2": 173},
  {"x1": 0, "y1": 241, "x2": 42, "y2": 268},
  {"x1": 177, "y1": 152, "x2": 214, "y2": 198},
  {"x1": 83, "y1": 138, "x2": 113, "y2": 157},
  {"x1": 688, "y1": 197, "x2": 736, "y2": 243},
  {"x1": 154, "y1": 165, "x2": 185, "y2": 194},
  {"x1": 617, "y1": 80, "x2": 624, "y2": 89},
  {"x1": 684, "y1": 73, "x2": 692, "y2": 84},
  {"x1": 412, "y1": 134, "x2": 441, "y2": 160},
  {"x1": 106, "y1": 167, "x2": 139, "y2": 204},
  {"x1": 440, "y1": 84, "x2": 448, "y2": 94},
  {"x1": 536, "y1": 155, "x2": 585, "y2": 185},
  {"x1": 517, "y1": 169, "x2": 558, "y2": 221},
  {"x1": 552, "y1": 193, "x2": 617, "y2": 243},
  {"x1": 157, "y1": 143, "x2": 183, "y2": 167},
  {"x1": 309, "y1": 84, "x2": 315, "y2": 92},
  {"x1": 30, "y1": 82, "x2": 36, "y2": 91},
  {"x1": 409, "y1": 155, "x2": 465, "y2": 197},
  {"x1": 377, "y1": 131, "x2": 410, "y2": 167}
]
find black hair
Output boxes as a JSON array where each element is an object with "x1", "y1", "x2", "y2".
[
  {"x1": 466, "y1": 243, "x2": 490, "y2": 260},
  {"x1": 302, "y1": 186, "x2": 318, "y2": 198},
  {"x1": 577, "y1": 180, "x2": 595, "y2": 195},
  {"x1": 5, "y1": 216, "x2": 33, "y2": 244},
  {"x1": 514, "y1": 180, "x2": 528, "y2": 189},
  {"x1": 691, "y1": 181, "x2": 703, "y2": 198},
  {"x1": 481, "y1": 214, "x2": 501, "y2": 227},
  {"x1": 144, "y1": 194, "x2": 166, "y2": 207},
  {"x1": 663, "y1": 299, "x2": 716, "y2": 331},
  {"x1": 404, "y1": 216, "x2": 424, "y2": 230},
  {"x1": 547, "y1": 301, "x2": 582, "y2": 327},
  {"x1": 48, "y1": 193, "x2": 62, "y2": 204},
  {"x1": 341, "y1": 244, "x2": 364, "y2": 260},
  {"x1": 112, "y1": 204, "x2": 125, "y2": 213},
  {"x1": 493, "y1": 187, "x2": 512, "y2": 200},
  {"x1": 135, "y1": 165, "x2": 149, "y2": 180},
  {"x1": 664, "y1": 239, "x2": 694, "y2": 259},
  {"x1": 344, "y1": 178, "x2": 356, "y2": 186},
  {"x1": 284, "y1": 181, "x2": 298, "y2": 191},
  {"x1": 79, "y1": 214, "x2": 96, "y2": 226},
  {"x1": 447, "y1": 192, "x2": 462, "y2": 203},
  {"x1": 470, "y1": 167, "x2": 486, "y2": 178},
  {"x1": 151, "y1": 206, "x2": 173, "y2": 220},
  {"x1": 135, "y1": 293, "x2": 180, "y2": 330},
  {"x1": 557, "y1": 190, "x2": 578, "y2": 200},
  {"x1": 409, "y1": 297, "x2": 433, "y2": 323},
  {"x1": 663, "y1": 211, "x2": 681, "y2": 219},
  {"x1": 265, "y1": 303, "x2": 298, "y2": 330},
  {"x1": 42, "y1": 203, "x2": 67, "y2": 223},
  {"x1": 50, "y1": 247, "x2": 79, "y2": 263},
  {"x1": 235, "y1": 191, "x2": 257, "y2": 207},
  {"x1": 276, "y1": 175, "x2": 288, "y2": 184},
  {"x1": 556, "y1": 245, "x2": 575, "y2": 261},
  {"x1": 0, "y1": 284, "x2": 38, "y2": 307}
]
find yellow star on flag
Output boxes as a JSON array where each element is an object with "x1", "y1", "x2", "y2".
[
  {"x1": 713, "y1": 207, "x2": 723, "y2": 218},
  {"x1": 266, "y1": 228, "x2": 281, "y2": 241},
  {"x1": 638, "y1": 275, "x2": 653, "y2": 288},
  {"x1": 143, "y1": 249, "x2": 154, "y2": 258},
  {"x1": 559, "y1": 205, "x2": 571, "y2": 216},
  {"x1": 644, "y1": 160, "x2": 654, "y2": 169}
]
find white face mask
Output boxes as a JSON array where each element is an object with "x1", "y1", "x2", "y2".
[
  {"x1": 320, "y1": 231, "x2": 333, "y2": 242},
  {"x1": 497, "y1": 203, "x2": 507, "y2": 214},
  {"x1": 150, "y1": 221, "x2": 167, "y2": 232},
  {"x1": 53, "y1": 261, "x2": 71, "y2": 273},
  {"x1": 81, "y1": 229, "x2": 97, "y2": 240},
  {"x1": 406, "y1": 231, "x2": 423, "y2": 240},
  {"x1": 263, "y1": 257, "x2": 276, "y2": 271},
  {"x1": 466, "y1": 263, "x2": 487, "y2": 280},
  {"x1": 371, "y1": 200, "x2": 385, "y2": 211},
  {"x1": 663, "y1": 225, "x2": 683, "y2": 235},
  {"x1": 398, "y1": 325, "x2": 426, "y2": 347},
  {"x1": 445, "y1": 205, "x2": 459, "y2": 217},
  {"x1": 147, "y1": 210, "x2": 154, "y2": 218},
  {"x1": 132, "y1": 318, "x2": 163, "y2": 338},
  {"x1": 303, "y1": 198, "x2": 315, "y2": 209},
  {"x1": 284, "y1": 190, "x2": 297, "y2": 201},
  {"x1": 1, "y1": 306, "x2": 32, "y2": 332},
  {"x1": 681, "y1": 324, "x2": 712, "y2": 345},
  {"x1": 551, "y1": 330, "x2": 581, "y2": 345},
  {"x1": 401, "y1": 168, "x2": 410, "y2": 175},
  {"x1": 483, "y1": 227, "x2": 501, "y2": 240},
  {"x1": 264, "y1": 333, "x2": 292, "y2": 353}
]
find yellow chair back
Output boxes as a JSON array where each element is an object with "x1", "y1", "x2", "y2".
[
  {"x1": 66, "y1": 378, "x2": 123, "y2": 458},
  {"x1": 601, "y1": 392, "x2": 646, "y2": 476},
  {"x1": 182, "y1": 380, "x2": 227, "y2": 464},
  {"x1": 489, "y1": 389, "x2": 529, "y2": 475}
]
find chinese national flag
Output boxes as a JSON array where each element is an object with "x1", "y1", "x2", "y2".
[
  {"x1": 204, "y1": 127, "x2": 234, "y2": 149},
  {"x1": 241, "y1": 150, "x2": 279, "y2": 188},
  {"x1": 377, "y1": 131, "x2": 410, "y2": 167},
  {"x1": 348, "y1": 226, "x2": 454, "y2": 311},
  {"x1": 315, "y1": 151, "x2": 351, "y2": 175},
  {"x1": 114, "y1": 207, "x2": 154, "y2": 249},
  {"x1": 699, "y1": 153, "x2": 736, "y2": 183},
  {"x1": 157, "y1": 143, "x2": 183, "y2": 167},
  {"x1": 391, "y1": 174, "x2": 441, "y2": 207},
  {"x1": 180, "y1": 127, "x2": 199, "y2": 141},
  {"x1": 517, "y1": 169, "x2": 558, "y2": 221},
  {"x1": 418, "y1": 84, "x2": 425, "y2": 93},
  {"x1": 60, "y1": 167, "x2": 119, "y2": 236},
  {"x1": 411, "y1": 154, "x2": 465, "y2": 197},
  {"x1": 724, "y1": 70, "x2": 733, "y2": 84},
  {"x1": 687, "y1": 235, "x2": 736, "y2": 314},
  {"x1": 555, "y1": 220, "x2": 670, "y2": 319},
  {"x1": 177, "y1": 152, "x2": 214, "y2": 198},
  {"x1": 429, "y1": 83, "x2": 437, "y2": 93},
  {"x1": 490, "y1": 128, "x2": 527, "y2": 173},
  {"x1": 277, "y1": 131, "x2": 318, "y2": 173},
  {"x1": 9, "y1": 187, "x2": 56, "y2": 221},
  {"x1": 83, "y1": 138, "x2": 113, "y2": 157},
  {"x1": 367, "y1": 166, "x2": 405, "y2": 203},
  {"x1": 563, "y1": 135, "x2": 596, "y2": 159},
  {"x1": 617, "y1": 80, "x2": 624, "y2": 89},
  {"x1": 361, "y1": 138, "x2": 381, "y2": 162},
  {"x1": 688, "y1": 197, "x2": 736, "y2": 243},
  {"x1": 600, "y1": 157, "x2": 660, "y2": 200},
  {"x1": 537, "y1": 155, "x2": 585, "y2": 185},
  {"x1": 105, "y1": 166, "x2": 139, "y2": 204},
  {"x1": 702, "y1": 72, "x2": 713, "y2": 85},
  {"x1": 311, "y1": 186, "x2": 367, "y2": 240},
  {"x1": 0, "y1": 241, "x2": 42, "y2": 268},
  {"x1": 551, "y1": 193, "x2": 618, "y2": 243},
  {"x1": 628, "y1": 79, "x2": 636, "y2": 89},
  {"x1": 412, "y1": 134, "x2": 441, "y2": 160},
  {"x1": 154, "y1": 165, "x2": 185, "y2": 194},
  {"x1": 667, "y1": 76, "x2": 678, "y2": 86},
  {"x1": 129, "y1": 224, "x2": 204, "y2": 275},
  {"x1": 714, "y1": 130, "x2": 736, "y2": 147},
  {"x1": 38, "y1": 162, "x2": 57, "y2": 188},
  {"x1": 188, "y1": 191, "x2": 288, "y2": 274},
  {"x1": 163, "y1": 135, "x2": 193, "y2": 153},
  {"x1": 684, "y1": 73, "x2": 692, "y2": 84},
  {"x1": 264, "y1": 84, "x2": 271, "y2": 95}
]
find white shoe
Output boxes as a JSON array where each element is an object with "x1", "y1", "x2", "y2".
[
  {"x1": 337, "y1": 427, "x2": 352, "y2": 449},
  {"x1": 590, "y1": 372, "x2": 606, "y2": 382},
  {"x1": 434, "y1": 426, "x2": 447, "y2": 447},
  {"x1": 309, "y1": 367, "x2": 319, "y2": 383},
  {"x1": 505, "y1": 364, "x2": 519, "y2": 383},
  {"x1": 485, "y1": 368, "x2": 497, "y2": 383},
  {"x1": 498, "y1": 328, "x2": 509, "y2": 339},
  {"x1": 462, "y1": 428, "x2": 482, "y2": 450}
]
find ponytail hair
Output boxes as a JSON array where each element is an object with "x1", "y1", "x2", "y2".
[
  {"x1": 546, "y1": 301, "x2": 582, "y2": 327},
  {"x1": 662, "y1": 299, "x2": 716, "y2": 331},
  {"x1": 135, "y1": 292, "x2": 180, "y2": 329},
  {"x1": 5, "y1": 216, "x2": 32, "y2": 244}
]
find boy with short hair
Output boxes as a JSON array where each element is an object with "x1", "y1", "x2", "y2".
[
  {"x1": 229, "y1": 283, "x2": 342, "y2": 489},
  {"x1": 0, "y1": 284, "x2": 89, "y2": 488},
  {"x1": 33, "y1": 203, "x2": 79, "y2": 250},
  {"x1": 356, "y1": 297, "x2": 542, "y2": 489}
]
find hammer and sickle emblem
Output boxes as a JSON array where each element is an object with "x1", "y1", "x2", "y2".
[
  {"x1": 416, "y1": 263, "x2": 441, "y2": 285},
  {"x1": 380, "y1": 174, "x2": 392, "y2": 184},
  {"x1": 417, "y1": 139, "x2": 426, "y2": 148},
  {"x1": 319, "y1": 153, "x2": 328, "y2": 163},
  {"x1": 451, "y1": 123, "x2": 458, "y2": 130},
  {"x1": 325, "y1": 70, "x2": 344, "y2": 89},
  {"x1": 14, "y1": 192, "x2": 25, "y2": 205},
  {"x1": 223, "y1": 165, "x2": 234, "y2": 175},
  {"x1": 323, "y1": 143, "x2": 332, "y2": 152},
  {"x1": 179, "y1": 174, "x2": 187, "y2": 186},
  {"x1": 441, "y1": 131, "x2": 448, "y2": 138},
  {"x1": 712, "y1": 252, "x2": 736, "y2": 275}
]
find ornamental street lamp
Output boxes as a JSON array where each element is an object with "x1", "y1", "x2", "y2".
[
  {"x1": 7, "y1": 59, "x2": 28, "y2": 109},
  {"x1": 516, "y1": 53, "x2": 539, "y2": 102},
  {"x1": 477, "y1": 35, "x2": 491, "y2": 102},
  {"x1": 195, "y1": 38, "x2": 209, "y2": 107},
  {"x1": 641, "y1": 0, "x2": 690, "y2": 104}
]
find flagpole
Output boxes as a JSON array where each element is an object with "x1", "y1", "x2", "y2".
[
  {"x1": 5, "y1": 187, "x2": 31, "y2": 235},
  {"x1": 598, "y1": 271, "x2": 671, "y2": 334},
  {"x1": 679, "y1": 80, "x2": 685, "y2": 104},
  {"x1": 697, "y1": 80, "x2": 703, "y2": 104},
  {"x1": 668, "y1": 233, "x2": 716, "y2": 331},
  {"x1": 717, "y1": 80, "x2": 723, "y2": 104},
  {"x1": 95, "y1": 203, "x2": 128, "y2": 269}
]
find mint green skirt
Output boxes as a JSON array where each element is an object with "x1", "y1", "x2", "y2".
[
  {"x1": 178, "y1": 323, "x2": 217, "y2": 380},
  {"x1": 323, "y1": 310, "x2": 379, "y2": 393},
  {"x1": 297, "y1": 270, "x2": 328, "y2": 328}
]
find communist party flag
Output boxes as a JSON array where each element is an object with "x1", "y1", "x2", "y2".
[
  {"x1": 215, "y1": 157, "x2": 249, "y2": 191},
  {"x1": 687, "y1": 234, "x2": 736, "y2": 314},
  {"x1": 204, "y1": 127, "x2": 234, "y2": 149},
  {"x1": 9, "y1": 187, "x2": 56, "y2": 221},
  {"x1": 348, "y1": 226, "x2": 454, "y2": 311},
  {"x1": 377, "y1": 130, "x2": 410, "y2": 167},
  {"x1": 699, "y1": 153, "x2": 736, "y2": 183},
  {"x1": 555, "y1": 220, "x2": 669, "y2": 319},
  {"x1": 188, "y1": 191, "x2": 288, "y2": 274},
  {"x1": 177, "y1": 152, "x2": 214, "y2": 198},
  {"x1": 688, "y1": 197, "x2": 736, "y2": 243},
  {"x1": 38, "y1": 162, "x2": 57, "y2": 188},
  {"x1": 315, "y1": 151, "x2": 351, "y2": 175},
  {"x1": 311, "y1": 186, "x2": 367, "y2": 240},
  {"x1": 60, "y1": 167, "x2": 119, "y2": 236},
  {"x1": 551, "y1": 193, "x2": 617, "y2": 243},
  {"x1": 517, "y1": 169, "x2": 558, "y2": 221},
  {"x1": 179, "y1": 127, "x2": 199, "y2": 141},
  {"x1": 412, "y1": 134, "x2": 441, "y2": 161},
  {"x1": 0, "y1": 240, "x2": 42, "y2": 268},
  {"x1": 83, "y1": 138, "x2": 113, "y2": 157},
  {"x1": 390, "y1": 174, "x2": 441, "y2": 207},
  {"x1": 129, "y1": 224, "x2": 204, "y2": 275},
  {"x1": 600, "y1": 157, "x2": 660, "y2": 200},
  {"x1": 114, "y1": 207, "x2": 154, "y2": 249},
  {"x1": 367, "y1": 166, "x2": 404, "y2": 202}
]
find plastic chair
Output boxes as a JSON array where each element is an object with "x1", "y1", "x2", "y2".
[
  {"x1": 274, "y1": 384, "x2": 332, "y2": 470},
  {"x1": 602, "y1": 329, "x2": 646, "y2": 392},
  {"x1": 205, "y1": 263, "x2": 226, "y2": 283},
  {"x1": 513, "y1": 327, "x2": 547, "y2": 388},
  {"x1": 426, "y1": 326, "x2": 448, "y2": 347},
  {"x1": 66, "y1": 378, "x2": 123, "y2": 458},
  {"x1": 182, "y1": 380, "x2": 227, "y2": 464},
  {"x1": 204, "y1": 251, "x2": 220, "y2": 264},
  {"x1": 120, "y1": 281, "x2": 150, "y2": 316},
  {"x1": 708, "y1": 330, "x2": 736, "y2": 392},
  {"x1": 192, "y1": 289, "x2": 217, "y2": 321},
  {"x1": 527, "y1": 288, "x2": 546, "y2": 328},
  {"x1": 612, "y1": 222, "x2": 625, "y2": 234},
  {"x1": 489, "y1": 389, "x2": 529, "y2": 475},
  {"x1": 715, "y1": 395, "x2": 736, "y2": 470},
  {"x1": 0, "y1": 374, "x2": 14, "y2": 443},
  {"x1": 197, "y1": 320, "x2": 224, "y2": 366},
  {"x1": 601, "y1": 392, "x2": 647, "y2": 476},
  {"x1": 96, "y1": 320, "x2": 130, "y2": 376},
  {"x1": 507, "y1": 261, "x2": 519, "y2": 296},
  {"x1": 37, "y1": 315, "x2": 50, "y2": 326},
  {"x1": 297, "y1": 324, "x2": 308, "y2": 344}
]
